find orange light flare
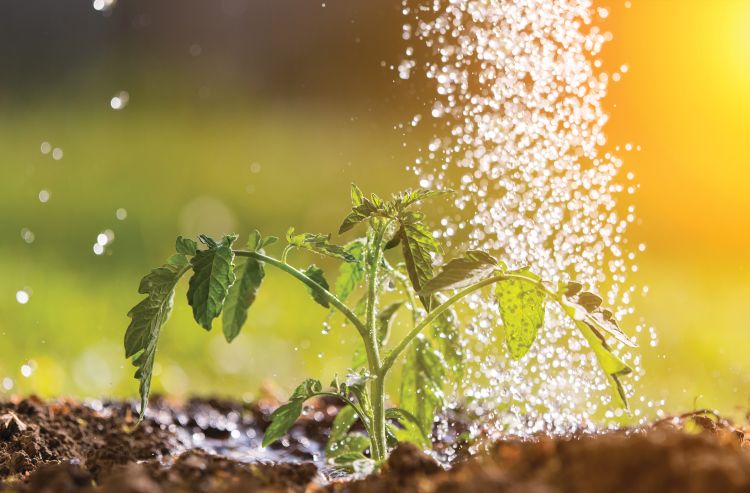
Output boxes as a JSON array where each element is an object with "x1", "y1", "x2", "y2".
[{"x1": 598, "y1": 0, "x2": 750, "y2": 259}]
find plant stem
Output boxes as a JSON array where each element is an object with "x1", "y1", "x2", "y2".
[
  {"x1": 369, "y1": 374, "x2": 387, "y2": 462},
  {"x1": 364, "y1": 223, "x2": 388, "y2": 462},
  {"x1": 233, "y1": 250, "x2": 369, "y2": 340}
]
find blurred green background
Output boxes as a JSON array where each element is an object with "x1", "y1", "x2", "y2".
[{"x1": 1, "y1": 1, "x2": 749, "y2": 421}]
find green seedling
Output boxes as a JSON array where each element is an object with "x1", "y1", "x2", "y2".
[{"x1": 124, "y1": 184, "x2": 635, "y2": 465}]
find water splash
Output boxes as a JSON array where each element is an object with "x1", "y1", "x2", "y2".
[
  {"x1": 93, "y1": 229, "x2": 115, "y2": 256},
  {"x1": 110, "y1": 91, "x2": 130, "y2": 110},
  {"x1": 400, "y1": 0, "x2": 657, "y2": 435}
]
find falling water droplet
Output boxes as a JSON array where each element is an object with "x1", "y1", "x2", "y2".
[
  {"x1": 92, "y1": 0, "x2": 117, "y2": 12},
  {"x1": 110, "y1": 91, "x2": 130, "y2": 110},
  {"x1": 403, "y1": 0, "x2": 651, "y2": 434},
  {"x1": 21, "y1": 228, "x2": 35, "y2": 244},
  {"x1": 15, "y1": 290, "x2": 30, "y2": 304}
]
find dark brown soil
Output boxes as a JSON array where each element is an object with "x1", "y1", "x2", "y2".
[{"x1": 2, "y1": 397, "x2": 749, "y2": 493}]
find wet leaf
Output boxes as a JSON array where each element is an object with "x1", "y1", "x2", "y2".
[
  {"x1": 186, "y1": 234, "x2": 237, "y2": 330},
  {"x1": 386, "y1": 407, "x2": 430, "y2": 449},
  {"x1": 391, "y1": 188, "x2": 452, "y2": 211},
  {"x1": 577, "y1": 291, "x2": 603, "y2": 312},
  {"x1": 399, "y1": 211, "x2": 442, "y2": 309},
  {"x1": 263, "y1": 379, "x2": 323, "y2": 447},
  {"x1": 290, "y1": 378, "x2": 323, "y2": 399},
  {"x1": 125, "y1": 253, "x2": 189, "y2": 419},
  {"x1": 303, "y1": 264, "x2": 330, "y2": 308},
  {"x1": 326, "y1": 410, "x2": 371, "y2": 463},
  {"x1": 495, "y1": 278, "x2": 546, "y2": 359},
  {"x1": 421, "y1": 250, "x2": 498, "y2": 295},
  {"x1": 563, "y1": 281, "x2": 583, "y2": 297},
  {"x1": 431, "y1": 307, "x2": 463, "y2": 379},
  {"x1": 400, "y1": 336, "x2": 445, "y2": 441},
  {"x1": 334, "y1": 239, "x2": 366, "y2": 302},
  {"x1": 262, "y1": 400, "x2": 303, "y2": 447},
  {"x1": 566, "y1": 291, "x2": 636, "y2": 348},
  {"x1": 286, "y1": 227, "x2": 356, "y2": 262},
  {"x1": 222, "y1": 257, "x2": 264, "y2": 342},
  {"x1": 562, "y1": 300, "x2": 632, "y2": 408},
  {"x1": 326, "y1": 405, "x2": 361, "y2": 456}
]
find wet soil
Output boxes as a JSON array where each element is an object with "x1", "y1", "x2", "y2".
[{"x1": 2, "y1": 396, "x2": 749, "y2": 492}]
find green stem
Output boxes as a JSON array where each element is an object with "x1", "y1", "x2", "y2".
[
  {"x1": 233, "y1": 250, "x2": 368, "y2": 340},
  {"x1": 365, "y1": 228, "x2": 385, "y2": 369},
  {"x1": 369, "y1": 375, "x2": 386, "y2": 461},
  {"x1": 364, "y1": 223, "x2": 388, "y2": 462}
]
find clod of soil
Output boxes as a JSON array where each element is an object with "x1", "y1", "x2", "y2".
[{"x1": 2, "y1": 397, "x2": 749, "y2": 493}]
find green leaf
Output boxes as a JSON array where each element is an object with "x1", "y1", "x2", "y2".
[
  {"x1": 330, "y1": 438, "x2": 371, "y2": 460},
  {"x1": 565, "y1": 290, "x2": 637, "y2": 348},
  {"x1": 376, "y1": 302, "x2": 402, "y2": 346},
  {"x1": 398, "y1": 212, "x2": 442, "y2": 309},
  {"x1": 326, "y1": 406, "x2": 370, "y2": 461},
  {"x1": 350, "y1": 183, "x2": 365, "y2": 206},
  {"x1": 495, "y1": 278, "x2": 546, "y2": 359},
  {"x1": 393, "y1": 188, "x2": 452, "y2": 211},
  {"x1": 286, "y1": 227, "x2": 356, "y2": 262},
  {"x1": 124, "y1": 254, "x2": 189, "y2": 419},
  {"x1": 175, "y1": 236, "x2": 197, "y2": 256},
  {"x1": 262, "y1": 400, "x2": 304, "y2": 447},
  {"x1": 186, "y1": 234, "x2": 237, "y2": 330},
  {"x1": 263, "y1": 379, "x2": 323, "y2": 447},
  {"x1": 247, "y1": 230, "x2": 278, "y2": 251},
  {"x1": 221, "y1": 257, "x2": 265, "y2": 342},
  {"x1": 247, "y1": 230, "x2": 262, "y2": 251},
  {"x1": 303, "y1": 264, "x2": 330, "y2": 308},
  {"x1": 431, "y1": 307, "x2": 463, "y2": 379},
  {"x1": 386, "y1": 407, "x2": 430, "y2": 449},
  {"x1": 421, "y1": 250, "x2": 498, "y2": 295},
  {"x1": 326, "y1": 405, "x2": 360, "y2": 454},
  {"x1": 261, "y1": 236, "x2": 278, "y2": 249},
  {"x1": 338, "y1": 186, "x2": 450, "y2": 234},
  {"x1": 338, "y1": 186, "x2": 385, "y2": 234},
  {"x1": 331, "y1": 452, "x2": 370, "y2": 468},
  {"x1": 290, "y1": 378, "x2": 323, "y2": 399},
  {"x1": 400, "y1": 336, "x2": 445, "y2": 440},
  {"x1": 560, "y1": 300, "x2": 632, "y2": 408},
  {"x1": 334, "y1": 239, "x2": 366, "y2": 302}
]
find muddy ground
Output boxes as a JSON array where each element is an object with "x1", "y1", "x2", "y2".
[{"x1": 1, "y1": 396, "x2": 749, "y2": 492}]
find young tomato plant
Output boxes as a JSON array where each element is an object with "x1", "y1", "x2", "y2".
[{"x1": 124, "y1": 185, "x2": 635, "y2": 465}]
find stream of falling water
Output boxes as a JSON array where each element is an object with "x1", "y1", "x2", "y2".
[{"x1": 399, "y1": 0, "x2": 660, "y2": 439}]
